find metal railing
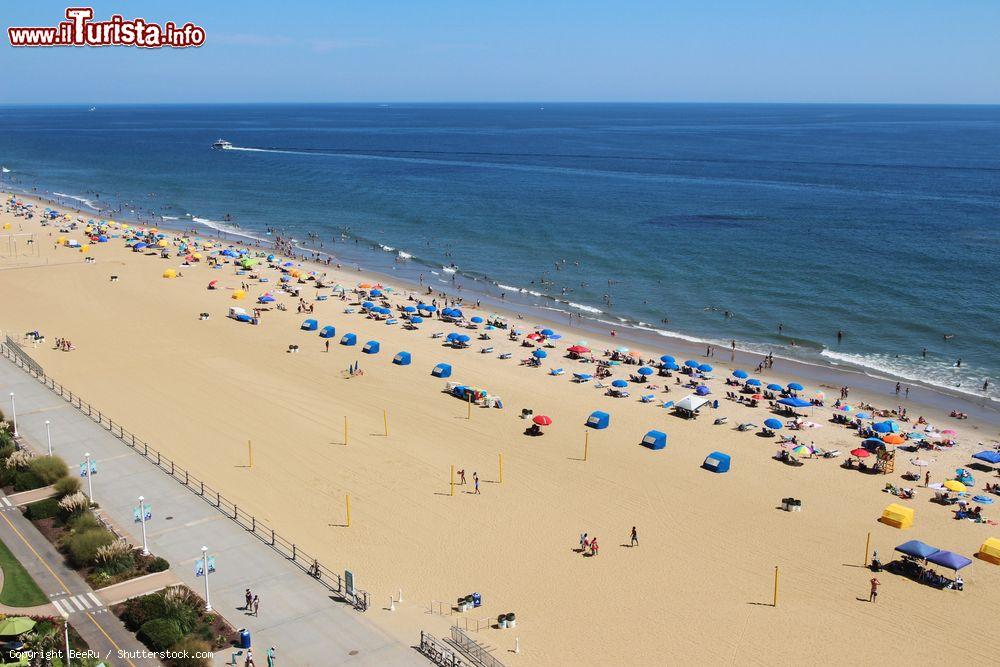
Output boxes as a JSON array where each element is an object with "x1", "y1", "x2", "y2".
[
  {"x1": 449, "y1": 626, "x2": 506, "y2": 667},
  {"x1": 0, "y1": 342, "x2": 370, "y2": 612},
  {"x1": 4, "y1": 336, "x2": 43, "y2": 376},
  {"x1": 419, "y1": 631, "x2": 475, "y2": 667}
]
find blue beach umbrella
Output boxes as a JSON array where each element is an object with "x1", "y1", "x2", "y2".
[
  {"x1": 410, "y1": 316, "x2": 423, "y2": 324},
  {"x1": 451, "y1": 309, "x2": 463, "y2": 318},
  {"x1": 698, "y1": 364, "x2": 713, "y2": 372},
  {"x1": 696, "y1": 385, "x2": 711, "y2": 396},
  {"x1": 361, "y1": 301, "x2": 375, "y2": 310},
  {"x1": 456, "y1": 334, "x2": 470, "y2": 343},
  {"x1": 611, "y1": 379, "x2": 628, "y2": 388},
  {"x1": 766, "y1": 383, "x2": 783, "y2": 392},
  {"x1": 403, "y1": 306, "x2": 416, "y2": 313},
  {"x1": 787, "y1": 382, "x2": 804, "y2": 392},
  {"x1": 778, "y1": 397, "x2": 811, "y2": 408},
  {"x1": 637, "y1": 367, "x2": 654, "y2": 376},
  {"x1": 446, "y1": 332, "x2": 460, "y2": 341},
  {"x1": 532, "y1": 349, "x2": 547, "y2": 359},
  {"x1": 660, "y1": 355, "x2": 675, "y2": 364},
  {"x1": 732, "y1": 370, "x2": 748, "y2": 379},
  {"x1": 540, "y1": 328, "x2": 555, "y2": 336},
  {"x1": 764, "y1": 418, "x2": 783, "y2": 430},
  {"x1": 664, "y1": 361, "x2": 680, "y2": 370},
  {"x1": 369, "y1": 289, "x2": 382, "y2": 297},
  {"x1": 549, "y1": 334, "x2": 563, "y2": 340},
  {"x1": 746, "y1": 379, "x2": 761, "y2": 387},
  {"x1": 471, "y1": 316, "x2": 484, "y2": 324},
  {"x1": 872, "y1": 420, "x2": 901, "y2": 434},
  {"x1": 684, "y1": 360, "x2": 700, "y2": 368},
  {"x1": 861, "y1": 438, "x2": 885, "y2": 451}
]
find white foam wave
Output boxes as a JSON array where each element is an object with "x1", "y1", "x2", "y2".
[
  {"x1": 442, "y1": 266, "x2": 457, "y2": 273},
  {"x1": 190, "y1": 216, "x2": 268, "y2": 244},
  {"x1": 161, "y1": 215, "x2": 180, "y2": 220},
  {"x1": 379, "y1": 244, "x2": 395, "y2": 252},
  {"x1": 496, "y1": 283, "x2": 523, "y2": 293},
  {"x1": 397, "y1": 251, "x2": 412, "y2": 259},
  {"x1": 53, "y1": 192, "x2": 101, "y2": 212},
  {"x1": 566, "y1": 302, "x2": 603, "y2": 314}
]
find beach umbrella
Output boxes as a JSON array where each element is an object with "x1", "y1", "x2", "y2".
[
  {"x1": 746, "y1": 379, "x2": 761, "y2": 387},
  {"x1": 418, "y1": 304, "x2": 437, "y2": 312},
  {"x1": 540, "y1": 328, "x2": 555, "y2": 336},
  {"x1": 627, "y1": 350, "x2": 642, "y2": 358},
  {"x1": 861, "y1": 438, "x2": 884, "y2": 450},
  {"x1": 906, "y1": 432, "x2": 926, "y2": 440},
  {"x1": 778, "y1": 397, "x2": 811, "y2": 408},
  {"x1": 926, "y1": 551, "x2": 973, "y2": 571},
  {"x1": 764, "y1": 418, "x2": 783, "y2": 430},
  {"x1": 766, "y1": 383, "x2": 783, "y2": 391},
  {"x1": 660, "y1": 355, "x2": 675, "y2": 364},
  {"x1": 695, "y1": 385, "x2": 711, "y2": 396},
  {"x1": 611, "y1": 379, "x2": 628, "y2": 388},
  {"x1": 894, "y1": 540, "x2": 939, "y2": 560},
  {"x1": 855, "y1": 412, "x2": 871, "y2": 420},
  {"x1": 698, "y1": 364, "x2": 713, "y2": 372},
  {"x1": 258, "y1": 295, "x2": 275, "y2": 303},
  {"x1": 361, "y1": 301, "x2": 375, "y2": 309},
  {"x1": 637, "y1": 367, "x2": 654, "y2": 376},
  {"x1": 533, "y1": 415, "x2": 553, "y2": 426},
  {"x1": 972, "y1": 450, "x2": 1000, "y2": 465},
  {"x1": 369, "y1": 289, "x2": 382, "y2": 297},
  {"x1": 410, "y1": 316, "x2": 423, "y2": 324},
  {"x1": 732, "y1": 370, "x2": 748, "y2": 379},
  {"x1": 451, "y1": 309, "x2": 464, "y2": 318},
  {"x1": 910, "y1": 458, "x2": 930, "y2": 466},
  {"x1": 684, "y1": 360, "x2": 700, "y2": 368},
  {"x1": 471, "y1": 316, "x2": 484, "y2": 324},
  {"x1": 850, "y1": 448, "x2": 871, "y2": 458},
  {"x1": 455, "y1": 334, "x2": 470, "y2": 344},
  {"x1": 548, "y1": 333, "x2": 563, "y2": 340},
  {"x1": 791, "y1": 445, "x2": 812, "y2": 457},
  {"x1": 446, "y1": 332, "x2": 459, "y2": 341},
  {"x1": 532, "y1": 349, "x2": 547, "y2": 359},
  {"x1": 664, "y1": 361, "x2": 680, "y2": 370},
  {"x1": 787, "y1": 382, "x2": 804, "y2": 392},
  {"x1": 882, "y1": 434, "x2": 905, "y2": 445},
  {"x1": 872, "y1": 420, "x2": 900, "y2": 434},
  {"x1": 403, "y1": 306, "x2": 416, "y2": 313},
  {"x1": 0, "y1": 617, "x2": 35, "y2": 636},
  {"x1": 567, "y1": 345, "x2": 590, "y2": 354},
  {"x1": 972, "y1": 495, "x2": 994, "y2": 504},
  {"x1": 941, "y1": 429, "x2": 957, "y2": 435},
  {"x1": 943, "y1": 480, "x2": 966, "y2": 493}
]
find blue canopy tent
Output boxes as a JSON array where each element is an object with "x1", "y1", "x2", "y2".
[
  {"x1": 432, "y1": 363, "x2": 452, "y2": 378},
  {"x1": 703, "y1": 451, "x2": 731, "y2": 473},
  {"x1": 319, "y1": 326, "x2": 336, "y2": 339},
  {"x1": 392, "y1": 351, "x2": 411, "y2": 365},
  {"x1": 642, "y1": 430, "x2": 667, "y2": 450},
  {"x1": 363, "y1": 340, "x2": 380, "y2": 354},
  {"x1": 301, "y1": 319, "x2": 318, "y2": 331},
  {"x1": 778, "y1": 397, "x2": 812, "y2": 408},
  {"x1": 873, "y1": 420, "x2": 901, "y2": 434},
  {"x1": 340, "y1": 333, "x2": 357, "y2": 346},
  {"x1": 732, "y1": 370, "x2": 748, "y2": 379},
  {"x1": 972, "y1": 450, "x2": 1000, "y2": 465},
  {"x1": 926, "y1": 550, "x2": 973, "y2": 571},
  {"x1": 895, "y1": 540, "x2": 939, "y2": 560},
  {"x1": 586, "y1": 411, "x2": 610, "y2": 429}
]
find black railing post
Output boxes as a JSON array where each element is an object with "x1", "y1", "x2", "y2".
[
  {"x1": 200, "y1": 481, "x2": 204, "y2": 495},
  {"x1": 270, "y1": 529, "x2": 275, "y2": 545}
]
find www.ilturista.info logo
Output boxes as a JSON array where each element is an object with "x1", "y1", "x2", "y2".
[{"x1": 8, "y1": 7, "x2": 205, "y2": 48}]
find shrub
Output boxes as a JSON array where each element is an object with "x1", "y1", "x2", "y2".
[
  {"x1": 169, "y1": 637, "x2": 212, "y2": 667},
  {"x1": 95, "y1": 541, "x2": 135, "y2": 575},
  {"x1": 138, "y1": 618, "x2": 183, "y2": 652},
  {"x1": 24, "y1": 497, "x2": 61, "y2": 521},
  {"x1": 53, "y1": 476, "x2": 81, "y2": 497},
  {"x1": 0, "y1": 441, "x2": 14, "y2": 461},
  {"x1": 120, "y1": 593, "x2": 167, "y2": 631},
  {"x1": 148, "y1": 557, "x2": 170, "y2": 573},
  {"x1": 67, "y1": 512, "x2": 100, "y2": 532},
  {"x1": 6, "y1": 449, "x2": 34, "y2": 470},
  {"x1": 67, "y1": 528, "x2": 114, "y2": 567},
  {"x1": 29, "y1": 456, "x2": 68, "y2": 484},
  {"x1": 163, "y1": 586, "x2": 200, "y2": 634},
  {"x1": 59, "y1": 491, "x2": 90, "y2": 517},
  {"x1": 13, "y1": 470, "x2": 44, "y2": 491}
]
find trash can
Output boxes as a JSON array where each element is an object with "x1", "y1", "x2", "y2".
[
  {"x1": 506, "y1": 612, "x2": 516, "y2": 629},
  {"x1": 472, "y1": 593, "x2": 482, "y2": 608},
  {"x1": 498, "y1": 614, "x2": 507, "y2": 629},
  {"x1": 239, "y1": 629, "x2": 251, "y2": 649}
]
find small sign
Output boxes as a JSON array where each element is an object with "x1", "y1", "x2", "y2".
[
  {"x1": 195, "y1": 556, "x2": 216, "y2": 577},
  {"x1": 133, "y1": 504, "x2": 152, "y2": 522},
  {"x1": 78, "y1": 461, "x2": 97, "y2": 477}
]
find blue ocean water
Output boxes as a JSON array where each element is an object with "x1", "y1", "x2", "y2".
[{"x1": 1, "y1": 103, "x2": 998, "y2": 402}]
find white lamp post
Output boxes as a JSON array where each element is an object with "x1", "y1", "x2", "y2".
[
  {"x1": 45, "y1": 420, "x2": 52, "y2": 455},
  {"x1": 201, "y1": 546, "x2": 212, "y2": 611},
  {"x1": 84, "y1": 452, "x2": 93, "y2": 501},
  {"x1": 138, "y1": 496, "x2": 149, "y2": 556},
  {"x1": 8, "y1": 393, "x2": 16, "y2": 436}
]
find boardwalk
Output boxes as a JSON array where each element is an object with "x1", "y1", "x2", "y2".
[{"x1": 1, "y1": 354, "x2": 422, "y2": 666}]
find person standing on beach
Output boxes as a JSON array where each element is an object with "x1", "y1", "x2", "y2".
[
  {"x1": 778, "y1": 323, "x2": 783, "y2": 335},
  {"x1": 630, "y1": 526, "x2": 638, "y2": 547},
  {"x1": 325, "y1": 340, "x2": 330, "y2": 352},
  {"x1": 905, "y1": 387, "x2": 909, "y2": 399},
  {"x1": 473, "y1": 473, "x2": 480, "y2": 494},
  {"x1": 245, "y1": 649, "x2": 255, "y2": 667},
  {"x1": 267, "y1": 647, "x2": 276, "y2": 667},
  {"x1": 895, "y1": 382, "x2": 901, "y2": 396},
  {"x1": 252, "y1": 595, "x2": 259, "y2": 616},
  {"x1": 458, "y1": 469, "x2": 466, "y2": 485},
  {"x1": 869, "y1": 577, "x2": 880, "y2": 602},
  {"x1": 924, "y1": 471, "x2": 930, "y2": 487},
  {"x1": 245, "y1": 588, "x2": 253, "y2": 610}
]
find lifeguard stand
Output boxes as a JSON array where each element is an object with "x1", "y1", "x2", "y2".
[{"x1": 875, "y1": 446, "x2": 895, "y2": 475}]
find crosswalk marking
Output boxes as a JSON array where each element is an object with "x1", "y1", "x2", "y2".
[
  {"x1": 2, "y1": 497, "x2": 11, "y2": 507},
  {"x1": 88, "y1": 593, "x2": 101, "y2": 607},
  {"x1": 77, "y1": 594, "x2": 92, "y2": 609},
  {"x1": 52, "y1": 599, "x2": 69, "y2": 615},
  {"x1": 51, "y1": 593, "x2": 105, "y2": 615},
  {"x1": 70, "y1": 596, "x2": 85, "y2": 611}
]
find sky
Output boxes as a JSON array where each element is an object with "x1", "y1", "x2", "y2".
[{"x1": 1, "y1": 0, "x2": 998, "y2": 104}]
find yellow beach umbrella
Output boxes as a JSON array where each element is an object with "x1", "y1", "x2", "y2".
[
  {"x1": 57, "y1": 236, "x2": 66, "y2": 245},
  {"x1": 80, "y1": 245, "x2": 89, "y2": 253},
  {"x1": 232, "y1": 290, "x2": 245, "y2": 300},
  {"x1": 157, "y1": 239, "x2": 168, "y2": 247},
  {"x1": 943, "y1": 479, "x2": 966, "y2": 493},
  {"x1": 162, "y1": 269, "x2": 176, "y2": 279}
]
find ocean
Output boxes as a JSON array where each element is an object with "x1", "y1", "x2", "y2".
[{"x1": 1, "y1": 103, "x2": 998, "y2": 405}]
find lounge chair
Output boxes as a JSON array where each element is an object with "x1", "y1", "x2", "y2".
[
  {"x1": 573, "y1": 373, "x2": 593, "y2": 383},
  {"x1": 480, "y1": 346, "x2": 494, "y2": 354},
  {"x1": 640, "y1": 394, "x2": 655, "y2": 403},
  {"x1": 498, "y1": 352, "x2": 512, "y2": 359},
  {"x1": 550, "y1": 368, "x2": 565, "y2": 376},
  {"x1": 431, "y1": 332, "x2": 444, "y2": 339}
]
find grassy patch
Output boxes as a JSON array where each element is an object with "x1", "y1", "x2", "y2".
[{"x1": 0, "y1": 536, "x2": 49, "y2": 607}]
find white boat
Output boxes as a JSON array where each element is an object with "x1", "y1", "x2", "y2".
[{"x1": 212, "y1": 139, "x2": 233, "y2": 150}]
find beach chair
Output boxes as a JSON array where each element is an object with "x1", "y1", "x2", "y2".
[
  {"x1": 498, "y1": 352, "x2": 512, "y2": 359},
  {"x1": 594, "y1": 381, "x2": 607, "y2": 389},
  {"x1": 480, "y1": 346, "x2": 494, "y2": 354},
  {"x1": 431, "y1": 332, "x2": 444, "y2": 338},
  {"x1": 343, "y1": 308, "x2": 356, "y2": 314},
  {"x1": 385, "y1": 318, "x2": 398, "y2": 325},
  {"x1": 573, "y1": 373, "x2": 593, "y2": 383},
  {"x1": 550, "y1": 368, "x2": 565, "y2": 376},
  {"x1": 641, "y1": 394, "x2": 655, "y2": 403}
]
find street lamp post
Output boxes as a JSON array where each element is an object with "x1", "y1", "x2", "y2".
[
  {"x1": 45, "y1": 420, "x2": 52, "y2": 455},
  {"x1": 8, "y1": 393, "x2": 16, "y2": 437},
  {"x1": 138, "y1": 496, "x2": 149, "y2": 556},
  {"x1": 201, "y1": 546, "x2": 212, "y2": 611},
  {"x1": 84, "y1": 453, "x2": 93, "y2": 501}
]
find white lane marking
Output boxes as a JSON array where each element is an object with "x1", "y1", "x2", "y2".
[
  {"x1": 51, "y1": 599, "x2": 70, "y2": 615},
  {"x1": 78, "y1": 594, "x2": 92, "y2": 609},
  {"x1": 70, "y1": 596, "x2": 85, "y2": 611},
  {"x1": 87, "y1": 593, "x2": 101, "y2": 607},
  {"x1": 2, "y1": 498, "x2": 11, "y2": 507}
]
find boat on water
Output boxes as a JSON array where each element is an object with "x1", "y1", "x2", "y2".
[{"x1": 212, "y1": 139, "x2": 233, "y2": 150}]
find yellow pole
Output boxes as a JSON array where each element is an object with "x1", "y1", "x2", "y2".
[
  {"x1": 383, "y1": 409, "x2": 389, "y2": 437},
  {"x1": 346, "y1": 493, "x2": 351, "y2": 527},
  {"x1": 450, "y1": 465, "x2": 455, "y2": 496},
  {"x1": 344, "y1": 416, "x2": 348, "y2": 446},
  {"x1": 248, "y1": 440, "x2": 253, "y2": 468},
  {"x1": 498, "y1": 453, "x2": 503, "y2": 484},
  {"x1": 773, "y1": 566, "x2": 779, "y2": 607},
  {"x1": 864, "y1": 532, "x2": 871, "y2": 566},
  {"x1": 584, "y1": 430, "x2": 589, "y2": 462},
  {"x1": 467, "y1": 393, "x2": 472, "y2": 419}
]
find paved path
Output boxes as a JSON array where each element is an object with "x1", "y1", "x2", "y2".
[
  {"x1": 95, "y1": 570, "x2": 181, "y2": 606},
  {"x1": 0, "y1": 494, "x2": 158, "y2": 666},
  {"x1": 1, "y1": 354, "x2": 422, "y2": 666}
]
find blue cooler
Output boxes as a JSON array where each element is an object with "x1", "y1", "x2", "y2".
[{"x1": 239, "y1": 629, "x2": 251, "y2": 649}]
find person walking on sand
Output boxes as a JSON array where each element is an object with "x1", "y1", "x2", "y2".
[
  {"x1": 458, "y1": 469, "x2": 466, "y2": 485},
  {"x1": 924, "y1": 471, "x2": 931, "y2": 487},
  {"x1": 473, "y1": 473, "x2": 480, "y2": 494},
  {"x1": 630, "y1": 526, "x2": 638, "y2": 547},
  {"x1": 580, "y1": 532, "x2": 588, "y2": 552},
  {"x1": 590, "y1": 537, "x2": 599, "y2": 557},
  {"x1": 252, "y1": 594, "x2": 259, "y2": 616},
  {"x1": 267, "y1": 646, "x2": 276, "y2": 667},
  {"x1": 245, "y1": 588, "x2": 253, "y2": 610},
  {"x1": 245, "y1": 649, "x2": 255, "y2": 667},
  {"x1": 869, "y1": 577, "x2": 880, "y2": 602}
]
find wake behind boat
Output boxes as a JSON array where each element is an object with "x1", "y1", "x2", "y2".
[{"x1": 211, "y1": 138, "x2": 233, "y2": 150}]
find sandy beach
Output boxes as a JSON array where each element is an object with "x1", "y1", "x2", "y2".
[{"x1": 3, "y1": 194, "x2": 999, "y2": 665}]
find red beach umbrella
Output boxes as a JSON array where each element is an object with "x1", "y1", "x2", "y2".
[
  {"x1": 567, "y1": 345, "x2": 590, "y2": 354},
  {"x1": 533, "y1": 415, "x2": 553, "y2": 426},
  {"x1": 850, "y1": 448, "x2": 871, "y2": 458}
]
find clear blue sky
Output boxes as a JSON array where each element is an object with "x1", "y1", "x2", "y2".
[{"x1": 2, "y1": 0, "x2": 998, "y2": 104}]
